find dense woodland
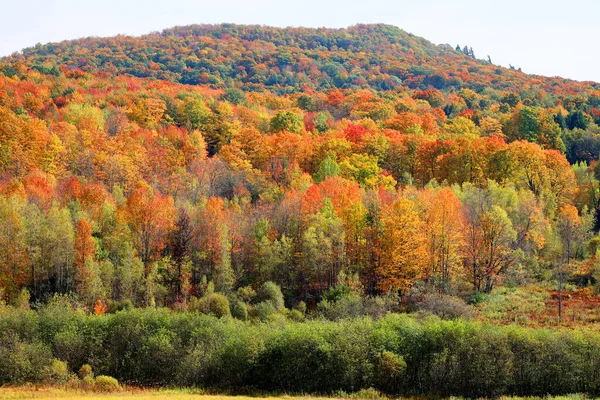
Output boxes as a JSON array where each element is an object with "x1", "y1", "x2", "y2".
[
  {"x1": 5, "y1": 22, "x2": 600, "y2": 396},
  {"x1": 0, "y1": 25, "x2": 600, "y2": 316},
  {"x1": 2, "y1": 24, "x2": 600, "y2": 318}
]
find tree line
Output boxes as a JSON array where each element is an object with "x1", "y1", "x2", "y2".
[{"x1": 2, "y1": 305, "x2": 600, "y2": 397}]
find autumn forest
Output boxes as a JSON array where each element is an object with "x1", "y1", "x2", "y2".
[{"x1": 2, "y1": 24, "x2": 600, "y2": 397}]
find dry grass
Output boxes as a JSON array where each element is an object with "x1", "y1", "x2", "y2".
[
  {"x1": 0, "y1": 387, "x2": 336, "y2": 400},
  {"x1": 0, "y1": 387, "x2": 592, "y2": 400}
]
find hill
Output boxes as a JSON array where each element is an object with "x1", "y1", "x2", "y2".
[
  {"x1": 5, "y1": 24, "x2": 597, "y2": 95},
  {"x1": 1, "y1": 23, "x2": 600, "y2": 328}
]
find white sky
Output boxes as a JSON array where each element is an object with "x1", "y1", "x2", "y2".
[{"x1": 2, "y1": 0, "x2": 598, "y2": 82}]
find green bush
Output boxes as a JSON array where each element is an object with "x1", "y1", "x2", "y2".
[
  {"x1": 0, "y1": 331, "x2": 52, "y2": 384},
  {"x1": 190, "y1": 293, "x2": 231, "y2": 318},
  {"x1": 317, "y1": 293, "x2": 363, "y2": 320},
  {"x1": 176, "y1": 317, "x2": 261, "y2": 388},
  {"x1": 187, "y1": 295, "x2": 202, "y2": 312},
  {"x1": 53, "y1": 328, "x2": 87, "y2": 372},
  {"x1": 2, "y1": 306, "x2": 600, "y2": 396},
  {"x1": 256, "y1": 281, "x2": 285, "y2": 310},
  {"x1": 254, "y1": 325, "x2": 335, "y2": 392},
  {"x1": 236, "y1": 286, "x2": 256, "y2": 303},
  {"x1": 107, "y1": 299, "x2": 133, "y2": 313},
  {"x1": 375, "y1": 351, "x2": 406, "y2": 393},
  {"x1": 255, "y1": 301, "x2": 278, "y2": 321},
  {"x1": 94, "y1": 375, "x2": 121, "y2": 392},
  {"x1": 43, "y1": 359, "x2": 75, "y2": 385},
  {"x1": 294, "y1": 301, "x2": 307, "y2": 314},
  {"x1": 288, "y1": 309, "x2": 304, "y2": 321},
  {"x1": 205, "y1": 293, "x2": 231, "y2": 318},
  {"x1": 128, "y1": 329, "x2": 178, "y2": 384},
  {"x1": 231, "y1": 299, "x2": 248, "y2": 321}
]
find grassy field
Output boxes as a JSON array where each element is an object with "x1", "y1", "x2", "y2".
[
  {"x1": 0, "y1": 388, "x2": 338, "y2": 400},
  {"x1": 0, "y1": 388, "x2": 592, "y2": 400}
]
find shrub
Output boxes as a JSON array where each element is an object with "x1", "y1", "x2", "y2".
[
  {"x1": 138, "y1": 329, "x2": 182, "y2": 384},
  {"x1": 107, "y1": 299, "x2": 133, "y2": 313},
  {"x1": 191, "y1": 293, "x2": 231, "y2": 317},
  {"x1": 237, "y1": 286, "x2": 256, "y2": 303},
  {"x1": 294, "y1": 301, "x2": 307, "y2": 314},
  {"x1": 94, "y1": 375, "x2": 121, "y2": 392},
  {"x1": 350, "y1": 387, "x2": 387, "y2": 399},
  {"x1": 318, "y1": 294, "x2": 396, "y2": 321},
  {"x1": 375, "y1": 351, "x2": 406, "y2": 394},
  {"x1": 53, "y1": 328, "x2": 87, "y2": 372},
  {"x1": 254, "y1": 325, "x2": 335, "y2": 392},
  {"x1": 477, "y1": 288, "x2": 548, "y2": 324},
  {"x1": 255, "y1": 301, "x2": 277, "y2": 321},
  {"x1": 231, "y1": 300, "x2": 248, "y2": 321},
  {"x1": 288, "y1": 309, "x2": 304, "y2": 321},
  {"x1": 469, "y1": 291, "x2": 488, "y2": 304},
  {"x1": 4, "y1": 306, "x2": 600, "y2": 396},
  {"x1": 81, "y1": 374, "x2": 95, "y2": 388},
  {"x1": 317, "y1": 293, "x2": 363, "y2": 320},
  {"x1": 187, "y1": 296, "x2": 202, "y2": 312},
  {"x1": 176, "y1": 317, "x2": 259, "y2": 388},
  {"x1": 256, "y1": 281, "x2": 285, "y2": 310},
  {"x1": 416, "y1": 294, "x2": 472, "y2": 320},
  {"x1": 78, "y1": 363, "x2": 93, "y2": 379},
  {"x1": 206, "y1": 293, "x2": 231, "y2": 318},
  {"x1": 43, "y1": 359, "x2": 75, "y2": 385},
  {"x1": 12, "y1": 287, "x2": 30, "y2": 309},
  {"x1": 323, "y1": 285, "x2": 353, "y2": 302},
  {"x1": 0, "y1": 332, "x2": 52, "y2": 384}
]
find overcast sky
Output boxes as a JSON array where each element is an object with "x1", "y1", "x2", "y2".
[{"x1": 2, "y1": 0, "x2": 598, "y2": 82}]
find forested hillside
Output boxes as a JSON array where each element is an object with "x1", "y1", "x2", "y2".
[
  {"x1": 8, "y1": 24, "x2": 599, "y2": 94},
  {"x1": 1, "y1": 24, "x2": 600, "y2": 325}
]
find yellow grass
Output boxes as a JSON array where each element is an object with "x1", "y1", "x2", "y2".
[
  {"x1": 0, "y1": 387, "x2": 335, "y2": 400},
  {"x1": 0, "y1": 387, "x2": 589, "y2": 400}
]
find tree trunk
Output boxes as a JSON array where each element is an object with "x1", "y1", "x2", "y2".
[{"x1": 558, "y1": 267, "x2": 563, "y2": 322}]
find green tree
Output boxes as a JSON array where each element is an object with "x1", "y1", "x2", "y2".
[
  {"x1": 296, "y1": 94, "x2": 314, "y2": 111},
  {"x1": 566, "y1": 110, "x2": 592, "y2": 130},
  {"x1": 506, "y1": 106, "x2": 564, "y2": 151},
  {"x1": 314, "y1": 155, "x2": 340, "y2": 183},
  {"x1": 313, "y1": 112, "x2": 330, "y2": 133},
  {"x1": 45, "y1": 203, "x2": 75, "y2": 294},
  {"x1": 270, "y1": 111, "x2": 303, "y2": 133},
  {"x1": 300, "y1": 199, "x2": 346, "y2": 296},
  {"x1": 221, "y1": 88, "x2": 246, "y2": 105}
]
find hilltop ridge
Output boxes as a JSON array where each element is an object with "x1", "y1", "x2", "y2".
[{"x1": 4, "y1": 23, "x2": 595, "y2": 94}]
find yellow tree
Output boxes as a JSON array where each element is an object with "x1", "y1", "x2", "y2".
[
  {"x1": 421, "y1": 187, "x2": 465, "y2": 293},
  {"x1": 508, "y1": 142, "x2": 576, "y2": 212},
  {"x1": 479, "y1": 116, "x2": 504, "y2": 137},
  {"x1": 378, "y1": 196, "x2": 426, "y2": 293},
  {"x1": 0, "y1": 196, "x2": 29, "y2": 300}
]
